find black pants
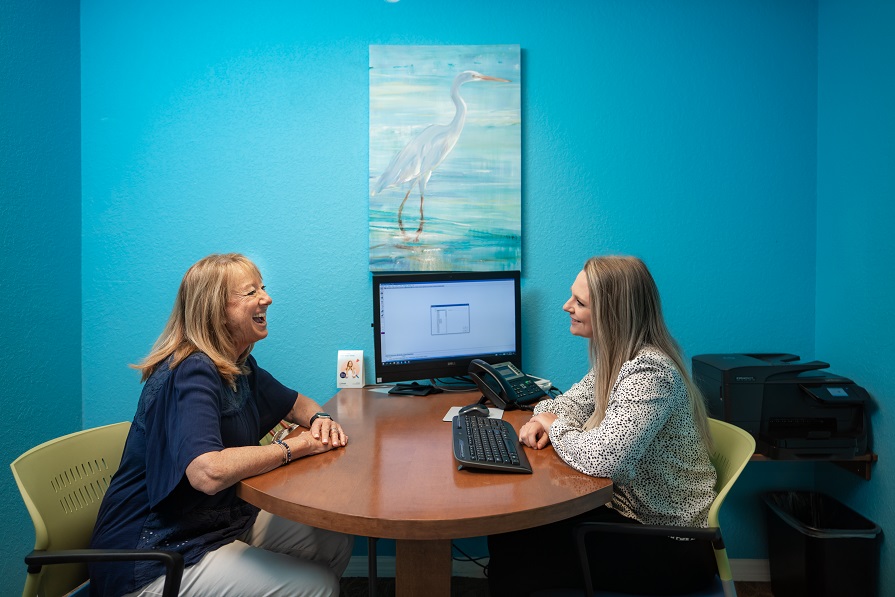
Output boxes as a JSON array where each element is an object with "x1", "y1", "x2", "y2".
[{"x1": 487, "y1": 506, "x2": 716, "y2": 596}]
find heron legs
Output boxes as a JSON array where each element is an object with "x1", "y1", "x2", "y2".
[
  {"x1": 397, "y1": 190, "x2": 425, "y2": 242},
  {"x1": 397, "y1": 189, "x2": 411, "y2": 235}
]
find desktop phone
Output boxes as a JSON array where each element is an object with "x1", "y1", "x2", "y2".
[{"x1": 468, "y1": 359, "x2": 547, "y2": 410}]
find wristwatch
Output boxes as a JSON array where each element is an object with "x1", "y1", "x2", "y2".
[{"x1": 309, "y1": 412, "x2": 332, "y2": 426}]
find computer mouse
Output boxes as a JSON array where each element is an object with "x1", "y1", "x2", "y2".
[{"x1": 458, "y1": 403, "x2": 490, "y2": 417}]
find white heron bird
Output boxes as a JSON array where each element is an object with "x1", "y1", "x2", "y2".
[{"x1": 372, "y1": 70, "x2": 510, "y2": 242}]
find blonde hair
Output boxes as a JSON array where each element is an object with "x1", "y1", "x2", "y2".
[
  {"x1": 580, "y1": 256, "x2": 712, "y2": 447},
  {"x1": 133, "y1": 253, "x2": 262, "y2": 388}
]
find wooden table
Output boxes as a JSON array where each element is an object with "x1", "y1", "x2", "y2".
[{"x1": 238, "y1": 388, "x2": 613, "y2": 596}]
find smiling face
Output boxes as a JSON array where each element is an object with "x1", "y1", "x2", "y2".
[
  {"x1": 225, "y1": 271, "x2": 272, "y2": 358},
  {"x1": 563, "y1": 269, "x2": 593, "y2": 339}
]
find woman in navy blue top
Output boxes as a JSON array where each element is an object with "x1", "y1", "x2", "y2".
[{"x1": 90, "y1": 254, "x2": 353, "y2": 597}]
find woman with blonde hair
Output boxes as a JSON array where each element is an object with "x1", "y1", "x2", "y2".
[
  {"x1": 90, "y1": 253, "x2": 353, "y2": 597},
  {"x1": 488, "y1": 255, "x2": 717, "y2": 596}
]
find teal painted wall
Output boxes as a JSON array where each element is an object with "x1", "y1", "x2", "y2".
[
  {"x1": 816, "y1": 0, "x2": 895, "y2": 593},
  {"x1": 0, "y1": 0, "x2": 82, "y2": 587},
  {"x1": 3, "y1": 0, "x2": 891, "y2": 592}
]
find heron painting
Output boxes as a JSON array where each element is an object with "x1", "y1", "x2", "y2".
[{"x1": 369, "y1": 45, "x2": 521, "y2": 272}]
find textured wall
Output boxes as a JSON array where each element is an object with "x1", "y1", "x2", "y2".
[
  {"x1": 0, "y1": 0, "x2": 81, "y2": 588},
  {"x1": 816, "y1": 0, "x2": 895, "y2": 593}
]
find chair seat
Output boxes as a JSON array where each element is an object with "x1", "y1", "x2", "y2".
[{"x1": 64, "y1": 580, "x2": 90, "y2": 597}]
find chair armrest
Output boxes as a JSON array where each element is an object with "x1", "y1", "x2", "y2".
[{"x1": 25, "y1": 548, "x2": 184, "y2": 597}]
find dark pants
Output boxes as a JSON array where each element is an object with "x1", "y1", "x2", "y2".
[{"x1": 487, "y1": 506, "x2": 717, "y2": 596}]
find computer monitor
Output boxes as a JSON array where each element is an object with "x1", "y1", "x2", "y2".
[{"x1": 372, "y1": 270, "x2": 522, "y2": 385}]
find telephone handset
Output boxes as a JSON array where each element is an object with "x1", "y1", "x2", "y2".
[{"x1": 468, "y1": 359, "x2": 547, "y2": 410}]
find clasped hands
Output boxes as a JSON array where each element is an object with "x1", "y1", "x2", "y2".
[
  {"x1": 518, "y1": 412, "x2": 557, "y2": 449},
  {"x1": 278, "y1": 418, "x2": 348, "y2": 455}
]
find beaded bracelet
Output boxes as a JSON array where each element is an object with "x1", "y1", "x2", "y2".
[
  {"x1": 275, "y1": 439, "x2": 292, "y2": 464},
  {"x1": 272, "y1": 440, "x2": 287, "y2": 465},
  {"x1": 273, "y1": 439, "x2": 292, "y2": 465}
]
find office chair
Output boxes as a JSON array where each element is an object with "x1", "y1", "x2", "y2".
[
  {"x1": 10, "y1": 422, "x2": 184, "y2": 597},
  {"x1": 534, "y1": 418, "x2": 755, "y2": 597}
]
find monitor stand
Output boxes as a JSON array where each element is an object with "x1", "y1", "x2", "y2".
[{"x1": 388, "y1": 382, "x2": 444, "y2": 396}]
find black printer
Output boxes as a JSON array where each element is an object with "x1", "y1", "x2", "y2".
[{"x1": 692, "y1": 353, "x2": 869, "y2": 460}]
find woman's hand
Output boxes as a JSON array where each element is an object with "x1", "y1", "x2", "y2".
[
  {"x1": 290, "y1": 427, "x2": 344, "y2": 457},
  {"x1": 280, "y1": 416, "x2": 349, "y2": 460},
  {"x1": 310, "y1": 416, "x2": 348, "y2": 448},
  {"x1": 519, "y1": 412, "x2": 557, "y2": 449}
]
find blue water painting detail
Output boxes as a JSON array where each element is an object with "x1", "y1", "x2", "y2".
[{"x1": 369, "y1": 45, "x2": 522, "y2": 272}]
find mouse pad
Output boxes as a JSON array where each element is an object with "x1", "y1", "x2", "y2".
[{"x1": 443, "y1": 406, "x2": 504, "y2": 422}]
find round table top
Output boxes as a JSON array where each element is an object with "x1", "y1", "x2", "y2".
[{"x1": 238, "y1": 388, "x2": 613, "y2": 541}]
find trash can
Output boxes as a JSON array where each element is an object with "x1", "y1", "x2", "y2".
[{"x1": 763, "y1": 491, "x2": 881, "y2": 597}]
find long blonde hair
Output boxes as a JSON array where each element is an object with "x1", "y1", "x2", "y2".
[
  {"x1": 580, "y1": 256, "x2": 712, "y2": 447},
  {"x1": 133, "y1": 253, "x2": 261, "y2": 387}
]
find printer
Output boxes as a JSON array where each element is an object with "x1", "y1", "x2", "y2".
[{"x1": 692, "y1": 353, "x2": 869, "y2": 460}]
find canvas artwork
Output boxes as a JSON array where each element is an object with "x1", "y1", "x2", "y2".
[{"x1": 369, "y1": 45, "x2": 521, "y2": 272}]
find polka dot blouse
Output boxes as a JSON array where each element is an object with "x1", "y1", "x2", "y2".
[{"x1": 534, "y1": 348, "x2": 717, "y2": 527}]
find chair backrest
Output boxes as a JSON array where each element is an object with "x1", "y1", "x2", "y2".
[
  {"x1": 10, "y1": 422, "x2": 131, "y2": 597},
  {"x1": 705, "y1": 418, "x2": 755, "y2": 528}
]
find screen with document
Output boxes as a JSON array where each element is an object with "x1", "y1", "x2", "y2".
[{"x1": 372, "y1": 271, "x2": 522, "y2": 384}]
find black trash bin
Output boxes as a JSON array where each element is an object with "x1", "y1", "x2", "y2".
[{"x1": 763, "y1": 491, "x2": 881, "y2": 597}]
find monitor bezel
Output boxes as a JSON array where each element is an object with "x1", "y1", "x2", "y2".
[{"x1": 372, "y1": 270, "x2": 522, "y2": 384}]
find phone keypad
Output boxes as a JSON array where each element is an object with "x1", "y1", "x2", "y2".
[{"x1": 511, "y1": 378, "x2": 543, "y2": 400}]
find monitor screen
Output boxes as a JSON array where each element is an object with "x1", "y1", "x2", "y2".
[{"x1": 372, "y1": 270, "x2": 522, "y2": 384}]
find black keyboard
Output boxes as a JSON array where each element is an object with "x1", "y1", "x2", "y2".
[{"x1": 452, "y1": 415, "x2": 532, "y2": 473}]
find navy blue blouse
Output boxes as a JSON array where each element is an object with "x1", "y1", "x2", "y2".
[{"x1": 89, "y1": 353, "x2": 297, "y2": 596}]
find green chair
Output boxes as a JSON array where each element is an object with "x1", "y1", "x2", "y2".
[
  {"x1": 537, "y1": 418, "x2": 755, "y2": 597},
  {"x1": 10, "y1": 422, "x2": 183, "y2": 597}
]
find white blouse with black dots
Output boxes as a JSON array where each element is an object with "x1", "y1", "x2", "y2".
[{"x1": 534, "y1": 348, "x2": 717, "y2": 527}]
